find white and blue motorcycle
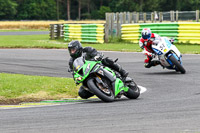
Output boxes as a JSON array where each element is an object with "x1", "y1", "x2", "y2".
[{"x1": 152, "y1": 37, "x2": 186, "y2": 74}]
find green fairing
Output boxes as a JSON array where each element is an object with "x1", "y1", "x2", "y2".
[
  {"x1": 73, "y1": 57, "x2": 130, "y2": 98},
  {"x1": 114, "y1": 78, "x2": 129, "y2": 96},
  {"x1": 73, "y1": 60, "x2": 100, "y2": 84}
]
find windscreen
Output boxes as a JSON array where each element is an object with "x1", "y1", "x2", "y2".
[{"x1": 73, "y1": 57, "x2": 84, "y2": 71}]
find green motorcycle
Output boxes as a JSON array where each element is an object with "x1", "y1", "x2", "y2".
[{"x1": 73, "y1": 57, "x2": 140, "y2": 102}]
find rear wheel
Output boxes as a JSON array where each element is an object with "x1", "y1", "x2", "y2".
[
  {"x1": 124, "y1": 81, "x2": 140, "y2": 99},
  {"x1": 87, "y1": 78, "x2": 114, "y2": 102},
  {"x1": 169, "y1": 55, "x2": 186, "y2": 74}
]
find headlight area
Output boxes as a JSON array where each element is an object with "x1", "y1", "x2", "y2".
[{"x1": 75, "y1": 77, "x2": 83, "y2": 81}]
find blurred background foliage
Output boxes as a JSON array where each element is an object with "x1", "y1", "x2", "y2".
[{"x1": 0, "y1": 0, "x2": 199, "y2": 20}]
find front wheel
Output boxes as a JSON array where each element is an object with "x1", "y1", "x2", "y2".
[
  {"x1": 124, "y1": 81, "x2": 140, "y2": 99},
  {"x1": 87, "y1": 78, "x2": 114, "y2": 102},
  {"x1": 169, "y1": 55, "x2": 186, "y2": 74}
]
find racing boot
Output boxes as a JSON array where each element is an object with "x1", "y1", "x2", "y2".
[
  {"x1": 119, "y1": 68, "x2": 129, "y2": 78},
  {"x1": 153, "y1": 60, "x2": 161, "y2": 66},
  {"x1": 145, "y1": 60, "x2": 161, "y2": 68},
  {"x1": 113, "y1": 63, "x2": 129, "y2": 78},
  {"x1": 102, "y1": 57, "x2": 128, "y2": 78}
]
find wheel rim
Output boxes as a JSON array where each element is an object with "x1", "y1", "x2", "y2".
[{"x1": 96, "y1": 82, "x2": 112, "y2": 96}]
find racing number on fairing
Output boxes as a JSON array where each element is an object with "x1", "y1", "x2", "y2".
[{"x1": 160, "y1": 43, "x2": 165, "y2": 51}]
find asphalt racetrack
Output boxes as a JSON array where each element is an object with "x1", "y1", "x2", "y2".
[{"x1": 0, "y1": 49, "x2": 200, "y2": 133}]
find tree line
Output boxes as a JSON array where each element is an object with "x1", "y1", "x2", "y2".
[{"x1": 0, "y1": 0, "x2": 199, "y2": 20}]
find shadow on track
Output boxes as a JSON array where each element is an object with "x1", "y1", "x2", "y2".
[
  {"x1": 80, "y1": 97, "x2": 142, "y2": 104},
  {"x1": 140, "y1": 71, "x2": 185, "y2": 75}
]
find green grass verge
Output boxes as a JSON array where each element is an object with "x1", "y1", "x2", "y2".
[
  {"x1": 175, "y1": 44, "x2": 200, "y2": 54},
  {"x1": 0, "y1": 73, "x2": 79, "y2": 104},
  {"x1": 0, "y1": 35, "x2": 67, "y2": 48},
  {"x1": 0, "y1": 34, "x2": 200, "y2": 54},
  {"x1": 0, "y1": 34, "x2": 141, "y2": 51}
]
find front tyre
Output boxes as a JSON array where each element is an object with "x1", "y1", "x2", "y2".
[
  {"x1": 124, "y1": 81, "x2": 140, "y2": 99},
  {"x1": 87, "y1": 78, "x2": 114, "y2": 102},
  {"x1": 169, "y1": 55, "x2": 186, "y2": 74}
]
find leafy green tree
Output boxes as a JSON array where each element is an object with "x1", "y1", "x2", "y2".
[
  {"x1": 1, "y1": 0, "x2": 199, "y2": 20},
  {"x1": 143, "y1": 0, "x2": 161, "y2": 12},
  {"x1": 39, "y1": 0, "x2": 57, "y2": 20},
  {"x1": 16, "y1": 0, "x2": 56, "y2": 20},
  {"x1": 91, "y1": 10, "x2": 99, "y2": 19},
  {"x1": 192, "y1": 0, "x2": 200, "y2": 10},
  {"x1": 98, "y1": 6, "x2": 111, "y2": 19},
  {"x1": 91, "y1": 6, "x2": 111, "y2": 19},
  {"x1": 81, "y1": 0, "x2": 97, "y2": 19},
  {"x1": 111, "y1": 0, "x2": 140, "y2": 12},
  {"x1": 179, "y1": 0, "x2": 200, "y2": 10},
  {"x1": 0, "y1": 0, "x2": 17, "y2": 20}
]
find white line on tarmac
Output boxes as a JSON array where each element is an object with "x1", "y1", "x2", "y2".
[{"x1": 138, "y1": 85, "x2": 147, "y2": 94}]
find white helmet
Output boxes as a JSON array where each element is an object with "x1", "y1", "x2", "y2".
[{"x1": 141, "y1": 28, "x2": 152, "y2": 41}]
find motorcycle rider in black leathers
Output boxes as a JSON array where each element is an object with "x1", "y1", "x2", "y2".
[{"x1": 68, "y1": 40, "x2": 129, "y2": 99}]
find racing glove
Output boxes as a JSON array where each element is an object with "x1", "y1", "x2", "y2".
[
  {"x1": 94, "y1": 52, "x2": 104, "y2": 61},
  {"x1": 169, "y1": 38, "x2": 174, "y2": 44}
]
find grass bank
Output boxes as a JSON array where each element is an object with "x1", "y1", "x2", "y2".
[
  {"x1": 0, "y1": 34, "x2": 142, "y2": 51},
  {"x1": 0, "y1": 73, "x2": 79, "y2": 105},
  {"x1": 0, "y1": 34, "x2": 200, "y2": 54},
  {"x1": 0, "y1": 20, "x2": 105, "y2": 30}
]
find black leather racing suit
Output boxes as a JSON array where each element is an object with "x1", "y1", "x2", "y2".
[{"x1": 69, "y1": 47, "x2": 128, "y2": 99}]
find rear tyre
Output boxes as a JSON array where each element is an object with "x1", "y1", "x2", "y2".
[
  {"x1": 169, "y1": 55, "x2": 186, "y2": 74},
  {"x1": 87, "y1": 78, "x2": 114, "y2": 102},
  {"x1": 124, "y1": 81, "x2": 140, "y2": 99}
]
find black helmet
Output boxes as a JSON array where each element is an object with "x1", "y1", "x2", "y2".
[{"x1": 68, "y1": 40, "x2": 83, "y2": 58}]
